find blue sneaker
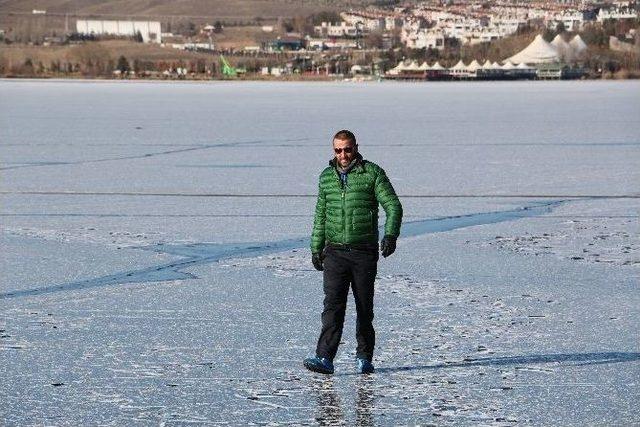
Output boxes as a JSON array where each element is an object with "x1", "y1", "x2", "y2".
[
  {"x1": 304, "y1": 356, "x2": 334, "y2": 374},
  {"x1": 357, "y1": 358, "x2": 375, "y2": 374}
]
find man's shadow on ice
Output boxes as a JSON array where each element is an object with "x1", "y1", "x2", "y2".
[{"x1": 372, "y1": 351, "x2": 640, "y2": 374}]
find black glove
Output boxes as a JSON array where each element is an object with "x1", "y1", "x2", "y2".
[
  {"x1": 312, "y1": 252, "x2": 324, "y2": 271},
  {"x1": 380, "y1": 235, "x2": 397, "y2": 258}
]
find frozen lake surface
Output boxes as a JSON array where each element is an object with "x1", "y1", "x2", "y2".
[{"x1": 1, "y1": 80, "x2": 639, "y2": 425}]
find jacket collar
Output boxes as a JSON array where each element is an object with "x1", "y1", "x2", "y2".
[{"x1": 329, "y1": 153, "x2": 365, "y2": 174}]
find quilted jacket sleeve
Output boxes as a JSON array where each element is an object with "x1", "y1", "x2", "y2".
[
  {"x1": 310, "y1": 175, "x2": 327, "y2": 254},
  {"x1": 375, "y1": 168, "x2": 403, "y2": 238}
]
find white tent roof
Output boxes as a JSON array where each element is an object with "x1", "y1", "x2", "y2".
[
  {"x1": 391, "y1": 60, "x2": 413, "y2": 72},
  {"x1": 570, "y1": 35, "x2": 587, "y2": 51},
  {"x1": 467, "y1": 60, "x2": 482, "y2": 72},
  {"x1": 482, "y1": 60, "x2": 493, "y2": 69},
  {"x1": 450, "y1": 60, "x2": 467, "y2": 71},
  {"x1": 502, "y1": 60, "x2": 516, "y2": 70},
  {"x1": 551, "y1": 34, "x2": 572, "y2": 60},
  {"x1": 430, "y1": 62, "x2": 445, "y2": 70},
  {"x1": 418, "y1": 61, "x2": 429, "y2": 71},
  {"x1": 516, "y1": 62, "x2": 534, "y2": 70},
  {"x1": 404, "y1": 60, "x2": 421, "y2": 71},
  {"x1": 507, "y1": 34, "x2": 560, "y2": 64},
  {"x1": 551, "y1": 34, "x2": 569, "y2": 47},
  {"x1": 551, "y1": 34, "x2": 573, "y2": 61},
  {"x1": 570, "y1": 35, "x2": 588, "y2": 54},
  {"x1": 386, "y1": 62, "x2": 404, "y2": 75}
]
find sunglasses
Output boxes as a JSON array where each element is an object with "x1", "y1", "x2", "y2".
[{"x1": 334, "y1": 146, "x2": 356, "y2": 154}]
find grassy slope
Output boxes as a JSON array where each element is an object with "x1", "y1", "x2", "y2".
[
  {"x1": 0, "y1": 40, "x2": 206, "y2": 66},
  {"x1": 0, "y1": 0, "x2": 367, "y2": 18}
]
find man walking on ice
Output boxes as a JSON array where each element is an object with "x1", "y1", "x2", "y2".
[{"x1": 304, "y1": 130, "x2": 403, "y2": 375}]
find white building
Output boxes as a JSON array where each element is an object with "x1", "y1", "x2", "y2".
[
  {"x1": 490, "y1": 16, "x2": 527, "y2": 35},
  {"x1": 76, "y1": 20, "x2": 162, "y2": 43},
  {"x1": 403, "y1": 29, "x2": 445, "y2": 49},
  {"x1": 325, "y1": 39, "x2": 359, "y2": 49},
  {"x1": 400, "y1": 6, "x2": 528, "y2": 49},
  {"x1": 597, "y1": 8, "x2": 638, "y2": 22},
  {"x1": 306, "y1": 37, "x2": 358, "y2": 50},
  {"x1": 465, "y1": 29, "x2": 502, "y2": 45},
  {"x1": 385, "y1": 17, "x2": 401, "y2": 30},
  {"x1": 546, "y1": 11, "x2": 585, "y2": 31},
  {"x1": 314, "y1": 22, "x2": 360, "y2": 38},
  {"x1": 341, "y1": 12, "x2": 386, "y2": 31}
]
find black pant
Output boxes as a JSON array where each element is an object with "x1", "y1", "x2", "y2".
[{"x1": 316, "y1": 246, "x2": 378, "y2": 362}]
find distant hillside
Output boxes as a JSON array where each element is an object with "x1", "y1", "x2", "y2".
[{"x1": 0, "y1": 0, "x2": 376, "y2": 20}]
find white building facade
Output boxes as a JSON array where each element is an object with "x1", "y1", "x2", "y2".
[
  {"x1": 314, "y1": 22, "x2": 360, "y2": 37},
  {"x1": 76, "y1": 20, "x2": 162, "y2": 43},
  {"x1": 546, "y1": 11, "x2": 585, "y2": 31},
  {"x1": 597, "y1": 8, "x2": 639, "y2": 22}
]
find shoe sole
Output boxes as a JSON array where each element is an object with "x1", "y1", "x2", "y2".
[{"x1": 304, "y1": 360, "x2": 334, "y2": 375}]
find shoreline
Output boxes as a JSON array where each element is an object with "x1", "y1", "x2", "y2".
[{"x1": 2, "y1": 76, "x2": 640, "y2": 84}]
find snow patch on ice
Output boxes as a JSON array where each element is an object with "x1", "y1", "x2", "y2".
[
  {"x1": 2, "y1": 225, "x2": 168, "y2": 249},
  {"x1": 476, "y1": 216, "x2": 640, "y2": 266}
]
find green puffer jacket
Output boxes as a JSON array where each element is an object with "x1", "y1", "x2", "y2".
[{"x1": 311, "y1": 154, "x2": 403, "y2": 254}]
